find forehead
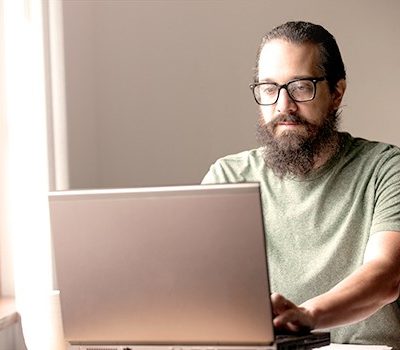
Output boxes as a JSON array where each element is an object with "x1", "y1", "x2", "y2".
[{"x1": 258, "y1": 39, "x2": 322, "y2": 82}]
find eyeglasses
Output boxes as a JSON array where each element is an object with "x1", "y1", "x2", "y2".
[{"x1": 249, "y1": 77, "x2": 326, "y2": 106}]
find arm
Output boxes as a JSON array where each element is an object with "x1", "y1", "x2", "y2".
[{"x1": 272, "y1": 230, "x2": 400, "y2": 332}]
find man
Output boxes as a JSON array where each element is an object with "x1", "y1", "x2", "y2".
[{"x1": 202, "y1": 21, "x2": 400, "y2": 347}]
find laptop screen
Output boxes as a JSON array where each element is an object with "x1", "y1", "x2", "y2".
[{"x1": 49, "y1": 183, "x2": 274, "y2": 346}]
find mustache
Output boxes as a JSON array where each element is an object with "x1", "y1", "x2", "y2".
[{"x1": 271, "y1": 114, "x2": 310, "y2": 126}]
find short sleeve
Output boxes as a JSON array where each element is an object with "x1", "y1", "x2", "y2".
[{"x1": 371, "y1": 149, "x2": 400, "y2": 234}]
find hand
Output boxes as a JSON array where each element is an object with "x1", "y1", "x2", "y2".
[{"x1": 271, "y1": 292, "x2": 317, "y2": 333}]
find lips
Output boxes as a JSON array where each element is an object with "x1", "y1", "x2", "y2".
[{"x1": 278, "y1": 121, "x2": 301, "y2": 126}]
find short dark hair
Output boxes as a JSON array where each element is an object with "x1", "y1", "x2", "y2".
[{"x1": 254, "y1": 21, "x2": 346, "y2": 91}]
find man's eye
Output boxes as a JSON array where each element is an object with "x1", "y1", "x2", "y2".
[
  {"x1": 291, "y1": 82, "x2": 312, "y2": 92},
  {"x1": 261, "y1": 85, "x2": 277, "y2": 95}
]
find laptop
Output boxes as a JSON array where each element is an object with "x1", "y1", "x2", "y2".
[{"x1": 49, "y1": 183, "x2": 330, "y2": 350}]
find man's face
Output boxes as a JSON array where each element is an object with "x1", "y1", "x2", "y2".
[
  {"x1": 256, "y1": 39, "x2": 346, "y2": 177},
  {"x1": 257, "y1": 39, "x2": 340, "y2": 136}
]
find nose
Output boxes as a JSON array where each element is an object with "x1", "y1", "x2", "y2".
[{"x1": 276, "y1": 88, "x2": 298, "y2": 114}]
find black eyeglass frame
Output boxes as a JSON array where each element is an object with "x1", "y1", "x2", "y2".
[{"x1": 249, "y1": 76, "x2": 326, "y2": 106}]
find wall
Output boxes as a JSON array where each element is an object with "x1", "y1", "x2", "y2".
[{"x1": 61, "y1": 0, "x2": 400, "y2": 189}]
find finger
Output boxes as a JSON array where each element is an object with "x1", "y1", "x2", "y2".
[
  {"x1": 273, "y1": 308, "x2": 314, "y2": 331},
  {"x1": 273, "y1": 309, "x2": 300, "y2": 327},
  {"x1": 271, "y1": 293, "x2": 296, "y2": 314}
]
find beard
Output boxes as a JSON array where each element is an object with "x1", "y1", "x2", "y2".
[{"x1": 256, "y1": 109, "x2": 341, "y2": 179}]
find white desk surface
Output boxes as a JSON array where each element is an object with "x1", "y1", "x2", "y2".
[{"x1": 322, "y1": 344, "x2": 392, "y2": 350}]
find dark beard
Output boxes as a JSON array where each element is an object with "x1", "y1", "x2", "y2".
[{"x1": 256, "y1": 111, "x2": 341, "y2": 179}]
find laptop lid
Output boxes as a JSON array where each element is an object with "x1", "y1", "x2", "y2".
[{"x1": 49, "y1": 183, "x2": 275, "y2": 346}]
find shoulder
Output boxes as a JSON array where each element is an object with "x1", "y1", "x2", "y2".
[
  {"x1": 214, "y1": 148, "x2": 264, "y2": 166},
  {"x1": 202, "y1": 148, "x2": 265, "y2": 184},
  {"x1": 338, "y1": 134, "x2": 400, "y2": 202},
  {"x1": 345, "y1": 133, "x2": 400, "y2": 155},
  {"x1": 341, "y1": 133, "x2": 400, "y2": 169}
]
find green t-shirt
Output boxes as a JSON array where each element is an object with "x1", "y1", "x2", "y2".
[{"x1": 202, "y1": 132, "x2": 400, "y2": 348}]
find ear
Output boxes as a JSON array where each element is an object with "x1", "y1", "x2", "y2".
[{"x1": 332, "y1": 79, "x2": 346, "y2": 110}]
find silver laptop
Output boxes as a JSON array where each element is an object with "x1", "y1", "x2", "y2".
[{"x1": 49, "y1": 183, "x2": 330, "y2": 350}]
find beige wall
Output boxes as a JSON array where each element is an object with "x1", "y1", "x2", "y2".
[{"x1": 61, "y1": 0, "x2": 400, "y2": 189}]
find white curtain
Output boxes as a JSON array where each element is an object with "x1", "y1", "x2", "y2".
[{"x1": 1, "y1": 0, "x2": 66, "y2": 348}]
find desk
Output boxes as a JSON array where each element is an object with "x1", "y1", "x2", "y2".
[{"x1": 322, "y1": 344, "x2": 392, "y2": 350}]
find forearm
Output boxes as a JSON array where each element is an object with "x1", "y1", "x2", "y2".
[
  {"x1": 272, "y1": 232, "x2": 400, "y2": 332},
  {"x1": 301, "y1": 259, "x2": 400, "y2": 329}
]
